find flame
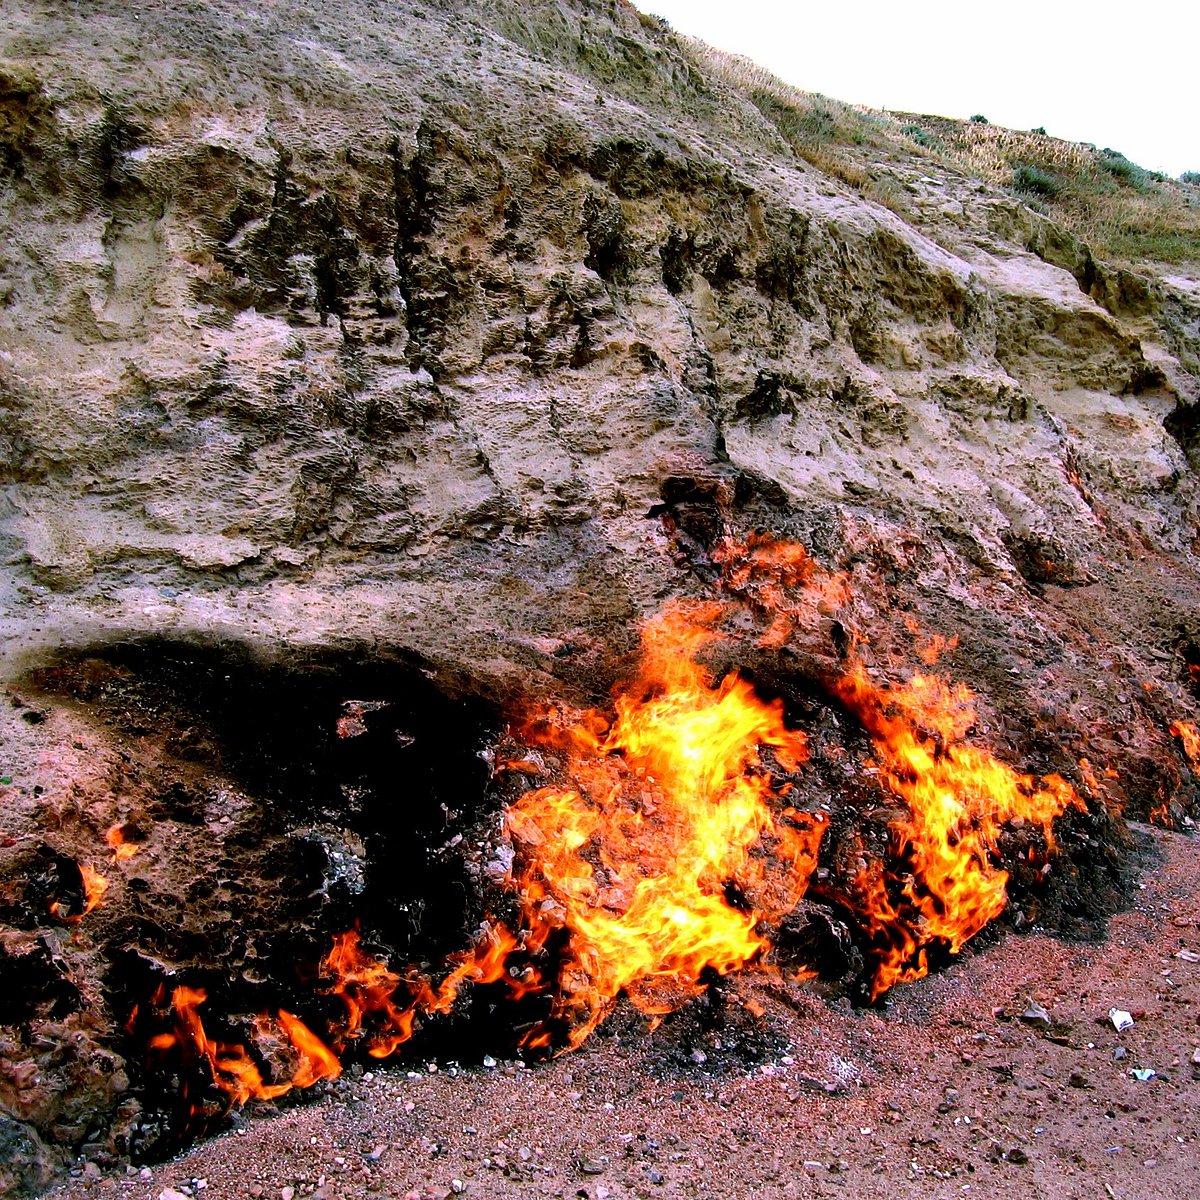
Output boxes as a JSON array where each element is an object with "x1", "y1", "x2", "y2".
[
  {"x1": 275, "y1": 1009, "x2": 343, "y2": 1088},
  {"x1": 146, "y1": 987, "x2": 340, "y2": 1117},
  {"x1": 902, "y1": 619, "x2": 959, "y2": 667},
  {"x1": 832, "y1": 668, "x2": 1082, "y2": 996},
  {"x1": 129, "y1": 529, "x2": 1095, "y2": 1124},
  {"x1": 1170, "y1": 720, "x2": 1200, "y2": 763},
  {"x1": 106, "y1": 824, "x2": 139, "y2": 861},
  {"x1": 315, "y1": 602, "x2": 825, "y2": 1052},
  {"x1": 713, "y1": 532, "x2": 1083, "y2": 996},
  {"x1": 315, "y1": 537, "x2": 1085, "y2": 1039},
  {"x1": 504, "y1": 601, "x2": 824, "y2": 1044},
  {"x1": 79, "y1": 864, "x2": 108, "y2": 914},
  {"x1": 712, "y1": 532, "x2": 852, "y2": 649},
  {"x1": 319, "y1": 924, "x2": 538, "y2": 1058},
  {"x1": 50, "y1": 862, "x2": 108, "y2": 922}
]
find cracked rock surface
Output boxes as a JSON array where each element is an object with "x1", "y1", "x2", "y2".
[{"x1": 2, "y1": 0, "x2": 1200, "y2": 1192}]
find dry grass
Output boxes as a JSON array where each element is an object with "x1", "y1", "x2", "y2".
[{"x1": 684, "y1": 39, "x2": 1200, "y2": 269}]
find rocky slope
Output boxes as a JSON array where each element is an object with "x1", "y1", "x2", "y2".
[{"x1": 2, "y1": 0, "x2": 1200, "y2": 1189}]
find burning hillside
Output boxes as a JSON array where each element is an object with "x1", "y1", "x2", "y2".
[
  {"x1": 0, "y1": 520, "x2": 1145, "y2": 1173},
  {"x1": 2, "y1": 0, "x2": 1200, "y2": 1195}
]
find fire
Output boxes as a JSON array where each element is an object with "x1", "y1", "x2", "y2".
[
  {"x1": 106, "y1": 824, "x2": 139, "y2": 861},
  {"x1": 832, "y1": 668, "x2": 1081, "y2": 996},
  {"x1": 293, "y1": 536, "x2": 1088, "y2": 1054},
  {"x1": 142, "y1": 986, "x2": 340, "y2": 1119},
  {"x1": 50, "y1": 861, "x2": 108, "y2": 922},
  {"x1": 79, "y1": 863, "x2": 108, "y2": 914},
  {"x1": 713, "y1": 532, "x2": 1084, "y2": 996},
  {"x1": 276, "y1": 1009, "x2": 342, "y2": 1087},
  {"x1": 319, "y1": 924, "x2": 538, "y2": 1059},
  {"x1": 1170, "y1": 719, "x2": 1200, "y2": 764},
  {"x1": 505, "y1": 602, "x2": 824, "y2": 1044},
  {"x1": 129, "y1": 529, "x2": 1097, "y2": 1132},
  {"x1": 310, "y1": 601, "x2": 825, "y2": 1054}
]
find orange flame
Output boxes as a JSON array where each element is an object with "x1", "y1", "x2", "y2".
[
  {"x1": 1170, "y1": 720, "x2": 1200, "y2": 764},
  {"x1": 50, "y1": 862, "x2": 108, "y2": 922},
  {"x1": 106, "y1": 824, "x2": 139, "y2": 861},
  {"x1": 152, "y1": 987, "x2": 340, "y2": 1113},
  {"x1": 79, "y1": 864, "x2": 108, "y2": 914},
  {"x1": 313, "y1": 601, "x2": 825, "y2": 1052},
  {"x1": 318, "y1": 924, "x2": 537, "y2": 1058},
  {"x1": 505, "y1": 601, "x2": 824, "y2": 1044},
  {"x1": 833, "y1": 668, "x2": 1082, "y2": 996},
  {"x1": 275, "y1": 1009, "x2": 343, "y2": 1088},
  {"x1": 715, "y1": 533, "x2": 1084, "y2": 995},
  {"x1": 133, "y1": 530, "x2": 1094, "y2": 1114}
]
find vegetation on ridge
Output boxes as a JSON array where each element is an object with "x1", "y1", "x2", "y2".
[{"x1": 683, "y1": 40, "x2": 1200, "y2": 269}]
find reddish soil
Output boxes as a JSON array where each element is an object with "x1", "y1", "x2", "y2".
[{"x1": 48, "y1": 824, "x2": 1200, "y2": 1200}]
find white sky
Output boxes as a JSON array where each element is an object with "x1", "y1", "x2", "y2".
[{"x1": 636, "y1": 0, "x2": 1200, "y2": 179}]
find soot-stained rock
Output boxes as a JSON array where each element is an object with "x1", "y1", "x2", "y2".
[
  {"x1": 0, "y1": 1116, "x2": 59, "y2": 1198},
  {"x1": 2, "y1": 1, "x2": 1200, "y2": 1190}
]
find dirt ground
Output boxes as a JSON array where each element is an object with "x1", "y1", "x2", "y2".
[{"x1": 46, "y1": 823, "x2": 1199, "y2": 1200}]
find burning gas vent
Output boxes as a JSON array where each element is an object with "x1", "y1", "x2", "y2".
[{"x1": 3, "y1": 529, "x2": 1138, "y2": 1171}]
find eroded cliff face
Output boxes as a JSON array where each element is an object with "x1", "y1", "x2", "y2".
[
  {"x1": 1, "y1": 0, "x2": 1200, "y2": 1184},
  {"x1": 1, "y1": 0, "x2": 1196, "y2": 696}
]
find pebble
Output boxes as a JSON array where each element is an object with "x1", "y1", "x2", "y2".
[
  {"x1": 1020, "y1": 1000, "x2": 1051, "y2": 1028},
  {"x1": 282, "y1": 1187, "x2": 296, "y2": 1200}
]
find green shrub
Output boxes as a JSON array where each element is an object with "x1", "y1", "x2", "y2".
[
  {"x1": 900, "y1": 122, "x2": 937, "y2": 148},
  {"x1": 969, "y1": 114, "x2": 989, "y2": 123},
  {"x1": 1012, "y1": 163, "x2": 1060, "y2": 198},
  {"x1": 1031, "y1": 126, "x2": 1047, "y2": 135},
  {"x1": 799, "y1": 106, "x2": 837, "y2": 141},
  {"x1": 1099, "y1": 147, "x2": 1148, "y2": 188},
  {"x1": 1180, "y1": 170, "x2": 1200, "y2": 184}
]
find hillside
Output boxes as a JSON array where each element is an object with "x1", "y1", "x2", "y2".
[
  {"x1": 688, "y1": 38, "x2": 1200, "y2": 270},
  {"x1": 1, "y1": 1, "x2": 1199, "y2": 1195}
]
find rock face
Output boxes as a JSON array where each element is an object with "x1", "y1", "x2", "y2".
[
  {"x1": 2, "y1": 0, "x2": 1197, "y2": 697},
  {"x1": 1, "y1": 0, "x2": 1200, "y2": 1187}
]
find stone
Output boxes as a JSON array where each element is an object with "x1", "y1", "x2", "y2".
[
  {"x1": 0, "y1": 1118, "x2": 58, "y2": 1199},
  {"x1": 1020, "y1": 1000, "x2": 1052, "y2": 1028}
]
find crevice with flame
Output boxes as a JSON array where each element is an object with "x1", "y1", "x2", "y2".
[{"x1": 116, "y1": 530, "x2": 1099, "y2": 1149}]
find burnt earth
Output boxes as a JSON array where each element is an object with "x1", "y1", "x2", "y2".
[
  {"x1": 42, "y1": 823, "x2": 1200, "y2": 1200},
  {"x1": 0, "y1": 627, "x2": 1153, "y2": 1187}
]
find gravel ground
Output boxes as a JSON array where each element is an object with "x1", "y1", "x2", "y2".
[{"x1": 48, "y1": 824, "x2": 1199, "y2": 1200}]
